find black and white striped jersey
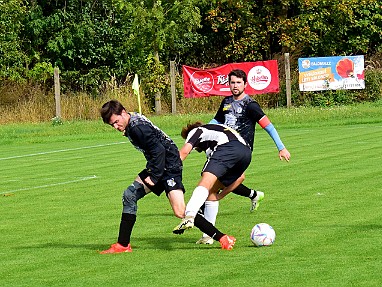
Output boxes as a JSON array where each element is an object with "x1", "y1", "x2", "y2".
[{"x1": 185, "y1": 123, "x2": 249, "y2": 157}]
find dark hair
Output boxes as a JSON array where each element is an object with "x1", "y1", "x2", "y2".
[
  {"x1": 228, "y1": 69, "x2": 247, "y2": 84},
  {"x1": 100, "y1": 100, "x2": 125, "y2": 123},
  {"x1": 181, "y1": 121, "x2": 203, "y2": 139}
]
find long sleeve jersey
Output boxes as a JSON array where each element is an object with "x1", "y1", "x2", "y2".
[{"x1": 124, "y1": 112, "x2": 182, "y2": 184}]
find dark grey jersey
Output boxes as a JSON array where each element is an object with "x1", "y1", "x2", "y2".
[
  {"x1": 213, "y1": 95, "x2": 266, "y2": 149},
  {"x1": 124, "y1": 113, "x2": 182, "y2": 184}
]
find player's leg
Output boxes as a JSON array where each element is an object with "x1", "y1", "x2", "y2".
[
  {"x1": 172, "y1": 172, "x2": 217, "y2": 232},
  {"x1": 231, "y1": 183, "x2": 264, "y2": 212},
  {"x1": 196, "y1": 181, "x2": 222, "y2": 244},
  {"x1": 167, "y1": 188, "x2": 186, "y2": 218},
  {"x1": 197, "y1": 175, "x2": 249, "y2": 244},
  {"x1": 100, "y1": 177, "x2": 149, "y2": 254},
  {"x1": 169, "y1": 188, "x2": 236, "y2": 250},
  {"x1": 185, "y1": 172, "x2": 218, "y2": 218},
  {"x1": 197, "y1": 144, "x2": 248, "y2": 242},
  {"x1": 183, "y1": 146, "x2": 235, "y2": 238},
  {"x1": 118, "y1": 178, "x2": 150, "y2": 244}
]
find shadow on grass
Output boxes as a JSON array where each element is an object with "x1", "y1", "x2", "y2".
[
  {"x1": 350, "y1": 224, "x2": 382, "y2": 230},
  {"x1": 18, "y1": 234, "x2": 226, "y2": 252}
]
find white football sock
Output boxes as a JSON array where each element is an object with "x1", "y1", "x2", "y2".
[
  {"x1": 202, "y1": 200, "x2": 219, "y2": 238},
  {"x1": 185, "y1": 186, "x2": 209, "y2": 218},
  {"x1": 203, "y1": 200, "x2": 219, "y2": 225}
]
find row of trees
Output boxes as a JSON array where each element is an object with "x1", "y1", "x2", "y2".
[{"x1": 1, "y1": 0, "x2": 381, "y2": 103}]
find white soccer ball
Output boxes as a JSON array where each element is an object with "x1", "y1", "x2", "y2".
[{"x1": 250, "y1": 223, "x2": 276, "y2": 247}]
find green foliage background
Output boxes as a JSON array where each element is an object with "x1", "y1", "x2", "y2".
[{"x1": 0, "y1": 0, "x2": 381, "y2": 110}]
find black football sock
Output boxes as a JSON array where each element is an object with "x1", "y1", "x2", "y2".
[
  {"x1": 231, "y1": 184, "x2": 257, "y2": 199},
  {"x1": 194, "y1": 213, "x2": 224, "y2": 241},
  {"x1": 117, "y1": 213, "x2": 136, "y2": 247},
  {"x1": 198, "y1": 203, "x2": 206, "y2": 215}
]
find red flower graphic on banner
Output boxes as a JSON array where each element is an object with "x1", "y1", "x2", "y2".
[{"x1": 336, "y1": 58, "x2": 354, "y2": 78}]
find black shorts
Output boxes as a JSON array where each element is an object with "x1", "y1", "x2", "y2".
[
  {"x1": 139, "y1": 169, "x2": 185, "y2": 196},
  {"x1": 202, "y1": 141, "x2": 252, "y2": 187}
]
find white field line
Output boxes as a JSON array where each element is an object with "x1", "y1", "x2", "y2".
[
  {"x1": 0, "y1": 141, "x2": 127, "y2": 161},
  {"x1": 1, "y1": 175, "x2": 97, "y2": 195}
]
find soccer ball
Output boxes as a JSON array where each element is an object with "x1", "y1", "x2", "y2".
[{"x1": 250, "y1": 223, "x2": 276, "y2": 247}]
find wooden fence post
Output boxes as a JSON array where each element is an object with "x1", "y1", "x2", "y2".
[
  {"x1": 155, "y1": 92, "x2": 161, "y2": 115},
  {"x1": 170, "y1": 60, "x2": 176, "y2": 114},
  {"x1": 285, "y1": 53, "x2": 292, "y2": 108},
  {"x1": 54, "y1": 67, "x2": 61, "y2": 118}
]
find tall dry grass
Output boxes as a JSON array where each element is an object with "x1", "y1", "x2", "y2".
[
  {"x1": 0, "y1": 83, "x2": 228, "y2": 124},
  {"x1": 0, "y1": 86, "x2": 145, "y2": 124}
]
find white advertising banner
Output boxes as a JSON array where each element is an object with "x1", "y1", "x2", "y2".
[{"x1": 298, "y1": 55, "x2": 365, "y2": 91}]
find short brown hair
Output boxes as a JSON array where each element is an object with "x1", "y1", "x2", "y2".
[
  {"x1": 228, "y1": 69, "x2": 247, "y2": 84},
  {"x1": 100, "y1": 100, "x2": 125, "y2": 123}
]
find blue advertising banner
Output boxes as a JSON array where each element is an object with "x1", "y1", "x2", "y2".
[{"x1": 298, "y1": 55, "x2": 365, "y2": 91}]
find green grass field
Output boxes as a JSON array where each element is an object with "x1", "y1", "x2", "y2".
[{"x1": 1, "y1": 102, "x2": 382, "y2": 286}]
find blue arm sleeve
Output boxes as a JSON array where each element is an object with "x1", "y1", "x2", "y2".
[
  {"x1": 264, "y1": 123, "x2": 285, "y2": 151},
  {"x1": 208, "y1": 118, "x2": 220, "y2": 124}
]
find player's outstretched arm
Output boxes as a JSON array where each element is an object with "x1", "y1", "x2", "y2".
[
  {"x1": 179, "y1": 143, "x2": 193, "y2": 161},
  {"x1": 259, "y1": 116, "x2": 289, "y2": 157}
]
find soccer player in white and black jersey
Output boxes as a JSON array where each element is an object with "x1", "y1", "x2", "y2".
[
  {"x1": 196, "y1": 69, "x2": 291, "y2": 244},
  {"x1": 172, "y1": 122, "x2": 253, "y2": 249}
]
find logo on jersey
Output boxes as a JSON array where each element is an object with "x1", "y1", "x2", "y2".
[
  {"x1": 167, "y1": 178, "x2": 176, "y2": 187},
  {"x1": 222, "y1": 104, "x2": 231, "y2": 111}
]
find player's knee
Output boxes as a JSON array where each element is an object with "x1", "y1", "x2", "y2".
[
  {"x1": 122, "y1": 181, "x2": 145, "y2": 214},
  {"x1": 173, "y1": 208, "x2": 185, "y2": 219},
  {"x1": 171, "y1": 202, "x2": 185, "y2": 218}
]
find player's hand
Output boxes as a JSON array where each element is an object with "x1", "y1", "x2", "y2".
[
  {"x1": 144, "y1": 176, "x2": 155, "y2": 186},
  {"x1": 279, "y1": 148, "x2": 291, "y2": 162}
]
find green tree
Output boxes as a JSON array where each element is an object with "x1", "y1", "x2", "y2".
[
  {"x1": 115, "y1": 0, "x2": 202, "y2": 101},
  {"x1": 205, "y1": 0, "x2": 294, "y2": 61},
  {"x1": 23, "y1": 0, "x2": 134, "y2": 92},
  {"x1": 0, "y1": 0, "x2": 27, "y2": 81},
  {"x1": 277, "y1": 0, "x2": 382, "y2": 56},
  {"x1": 204, "y1": 0, "x2": 382, "y2": 62}
]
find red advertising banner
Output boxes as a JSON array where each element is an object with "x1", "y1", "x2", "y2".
[{"x1": 183, "y1": 61, "x2": 279, "y2": 98}]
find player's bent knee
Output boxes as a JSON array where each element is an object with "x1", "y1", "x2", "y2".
[
  {"x1": 122, "y1": 181, "x2": 146, "y2": 214},
  {"x1": 173, "y1": 208, "x2": 185, "y2": 219}
]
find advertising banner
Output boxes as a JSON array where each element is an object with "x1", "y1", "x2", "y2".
[
  {"x1": 298, "y1": 55, "x2": 365, "y2": 91},
  {"x1": 183, "y1": 61, "x2": 279, "y2": 98}
]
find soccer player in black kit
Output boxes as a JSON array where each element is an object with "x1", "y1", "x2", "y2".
[
  {"x1": 99, "y1": 100, "x2": 236, "y2": 253},
  {"x1": 196, "y1": 69, "x2": 291, "y2": 244}
]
